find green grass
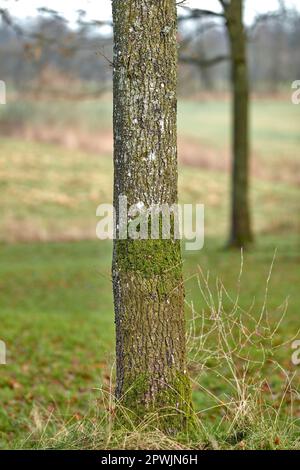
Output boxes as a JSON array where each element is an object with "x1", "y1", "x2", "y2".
[
  {"x1": 0, "y1": 99, "x2": 113, "y2": 133},
  {"x1": 0, "y1": 97, "x2": 299, "y2": 449},
  {"x1": 0, "y1": 137, "x2": 299, "y2": 242},
  {"x1": 2, "y1": 96, "x2": 299, "y2": 167},
  {"x1": 178, "y1": 99, "x2": 300, "y2": 156},
  {"x1": 0, "y1": 239, "x2": 299, "y2": 449}
]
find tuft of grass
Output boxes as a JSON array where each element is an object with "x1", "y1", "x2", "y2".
[
  {"x1": 186, "y1": 255, "x2": 300, "y2": 449},
  {"x1": 17, "y1": 256, "x2": 299, "y2": 451}
]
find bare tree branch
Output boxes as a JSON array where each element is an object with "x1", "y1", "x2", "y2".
[
  {"x1": 180, "y1": 54, "x2": 230, "y2": 68},
  {"x1": 179, "y1": 20, "x2": 223, "y2": 49},
  {"x1": 218, "y1": 0, "x2": 231, "y2": 13},
  {"x1": 178, "y1": 6, "x2": 225, "y2": 22}
]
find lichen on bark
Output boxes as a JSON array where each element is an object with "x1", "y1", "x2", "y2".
[{"x1": 112, "y1": 0, "x2": 194, "y2": 433}]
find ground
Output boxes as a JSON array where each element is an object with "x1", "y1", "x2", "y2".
[{"x1": 0, "y1": 97, "x2": 299, "y2": 449}]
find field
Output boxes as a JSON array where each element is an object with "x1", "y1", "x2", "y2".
[{"x1": 0, "y1": 97, "x2": 299, "y2": 449}]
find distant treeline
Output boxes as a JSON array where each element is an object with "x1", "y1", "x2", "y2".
[{"x1": 0, "y1": 10, "x2": 299, "y2": 96}]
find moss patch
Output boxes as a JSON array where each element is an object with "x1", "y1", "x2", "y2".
[
  {"x1": 117, "y1": 371, "x2": 196, "y2": 435},
  {"x1": 116, "y1": 239, "x2": 183, "y2": 279}
]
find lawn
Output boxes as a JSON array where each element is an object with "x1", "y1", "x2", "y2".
[
  {"x1": 0, "y1": 238, "x2": 299, "y2": 449},
  {"x1": 1, "y1": 95, "x2": 299, "y2": 181},
  {"x1": 0, "y1": 97, "x2": 299, "y2": 449}
]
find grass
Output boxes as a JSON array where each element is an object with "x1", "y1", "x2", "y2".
[
  {"x1": 178, "y1": 99, "x2": 300, "y2": 157},
  {"x1": 0, "y1": 239, "x2": 299, "y2": 449},
  {"x1": 2, "y1": 94, "x2": 300, "y2": 154},
  {"x1": 0, "y1": 137, "x2": 299, "y2": 242},
  {"x1": 1, "y1": 94, "x2": 299, "y2": 176},
  {"x1": 0, "y1": 97, "x2": 299, "y2": 449}
]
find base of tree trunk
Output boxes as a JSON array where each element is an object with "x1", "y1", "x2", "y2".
[
  {"x1": 115, "y1": 370, "x2": 196, "y2": 435},
  {"x1": 113, "y1": 239, "x2": 196, "y2": 435},
  {"x1": 227, "y1": 233, "x2": 254, "y2": 249}
]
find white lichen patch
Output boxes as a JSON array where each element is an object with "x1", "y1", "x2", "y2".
[
  {"x1": 149, "y1": 151, "x2": 156, "y2": 162},
  {"x1": 136, "y1": 201, "x2": 144, "y2": 210},
  {"x1": 161, "y1": 26, "x2": 171, "y2": 35},
  {"x1": 159, "y1": 118, "x2": 165, "y2": 133}
]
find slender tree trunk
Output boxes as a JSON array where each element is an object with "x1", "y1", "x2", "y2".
[
  {"x1": 226, "y1": 0, "x2": 253, "y2": 247},
  {"x1": 112, "y1": 0, "x2": 193, "y2": 432}
]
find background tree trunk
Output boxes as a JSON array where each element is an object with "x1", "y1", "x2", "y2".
[
  {"x1": 225, "y1": 0, "x2": 253, "y2": 247},
  {"x1": 112, "y1": 0, "x2": 193, "y2": 432}
]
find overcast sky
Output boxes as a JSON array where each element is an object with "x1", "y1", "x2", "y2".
[{"x1": 3, "y1": 0, "x2": 300, "y2": 25}]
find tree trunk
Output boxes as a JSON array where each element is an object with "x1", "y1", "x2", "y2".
[
  {"x1": 226, "y1": 0, "x2": 253, "y2": 247},
  {"x1": 112, "y1": 0, "x2": 193, "y2": 432}
]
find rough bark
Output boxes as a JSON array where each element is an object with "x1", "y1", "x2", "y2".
[
  {"x1": 225, "y1": 0, "x2": 253, "y2": 247},
  {"x1": 112, "y1": 0, "x2": 193, "y2": 432}
]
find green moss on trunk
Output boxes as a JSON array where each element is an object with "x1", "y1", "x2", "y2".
[{"x1": 117, "y1": 370, "x2": 196, "y2": 434}]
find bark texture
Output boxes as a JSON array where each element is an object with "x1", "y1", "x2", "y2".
[
  {"x1": 225, "y1": 0, "x2": 253, "y2": 247},
  {"x1": 112, "y1": 0, "x2": 193, "y2": 432}
]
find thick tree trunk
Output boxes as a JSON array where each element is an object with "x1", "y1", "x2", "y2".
[
  {"x1": 226, "y1": 0, "x2": 253, "y2": 247},
  {"x1": 112, "y1": 0, "x2": 193, "y2": 432}
]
